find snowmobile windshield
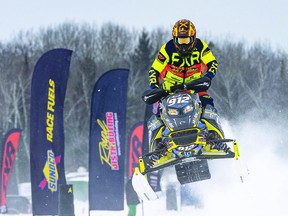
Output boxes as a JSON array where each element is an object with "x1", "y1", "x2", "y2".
[{"x1": 163, "y1": 92, "x2": 197, "y2": 117}]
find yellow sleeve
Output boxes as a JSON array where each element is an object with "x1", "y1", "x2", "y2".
[
  {"x1": 151, "y1": 44, "x2": 169, "y2": 72},
  {"x1": 200, "y1": 40, "x2": 218, "y2": 78},
  {"x1": 200, "y1": 40, "x2": 216, "y2": 64},
  {"x1": 149, "y1": 44, "x2": 169, "y2": 88}
]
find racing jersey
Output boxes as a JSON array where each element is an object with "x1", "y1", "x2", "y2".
[{"x1": 149, "y1": 38, "x2": 218, "y2": 91}]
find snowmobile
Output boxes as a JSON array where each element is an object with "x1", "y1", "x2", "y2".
[{"x1": 132, "y1": 76, "x2": 240, "y2": 201}]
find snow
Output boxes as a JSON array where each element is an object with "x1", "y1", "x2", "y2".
[
  {"x1": 90, "y1": 116, "x2": 288, "y2": 216},
  {"x1": 7, "y1": 115, "x2": 288, "y2": 216}
]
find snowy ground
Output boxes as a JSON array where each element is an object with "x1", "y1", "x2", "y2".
[
  {"x1": 7, "y1": 116, "x2": 288, "y2": 216},
  {"x1": 88, "y1": 117, "x2": 288, "y2": 216}
]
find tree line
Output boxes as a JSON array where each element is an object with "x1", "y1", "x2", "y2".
[{"x1": 0, "y1": 22, "x2": 287, "y2": 184}]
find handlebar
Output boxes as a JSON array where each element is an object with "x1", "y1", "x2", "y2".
[{"x1": 142, "y1": 76, "x2": 211, "y2": 104}]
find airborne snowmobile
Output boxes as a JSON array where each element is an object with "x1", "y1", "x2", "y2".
[{"x1": 132, "y1": 77, "x2": 240, "y2": 201}]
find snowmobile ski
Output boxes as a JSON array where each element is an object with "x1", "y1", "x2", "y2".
[{"x1": 132, "y1": 167, "x2": 158, "y2": 201}]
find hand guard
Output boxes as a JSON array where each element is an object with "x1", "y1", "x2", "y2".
[{"x1": 186, "y1": 76, "x2": 211, "y2": 92}]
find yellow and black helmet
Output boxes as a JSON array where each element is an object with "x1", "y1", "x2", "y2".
[{"x1": 172, "y1": 19, "x2": 196, "y2": 56}]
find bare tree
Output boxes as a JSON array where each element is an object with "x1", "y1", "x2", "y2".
[
  {"x1": 210, "y1": 41, "x2": 247, "y2": 118},
  {"x1": 0, "y1": 21, "x2": 287, "y2": 182}
]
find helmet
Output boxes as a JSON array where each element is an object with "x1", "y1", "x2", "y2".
[{"x1": 172, "y1": 19, "x2": 196, "y2": 56}]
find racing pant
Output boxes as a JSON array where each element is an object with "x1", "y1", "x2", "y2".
[
  {"x1": 199, "y1": 91, "x2": 224, "y2": 138},
  {"x1": 198, "y1": 91, "x2": 214, "y2": 107}
]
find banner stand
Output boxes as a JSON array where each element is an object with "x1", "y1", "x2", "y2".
[
  {"x1": 30, "y1": 49, "x2": 72, "y2": 215},
  {"x1": 58, "y1": 184, "x2": 74, "y2": 216},
  {"x1": 89, "y1": 69, "x2": 129, "y2": 211}
]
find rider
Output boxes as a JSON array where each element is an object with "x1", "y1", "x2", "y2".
[{"x1": 147, "y1": 19, "x2": 224, "y2": 166}]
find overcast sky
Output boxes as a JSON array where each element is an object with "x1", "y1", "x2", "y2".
[{"x1": 0, "y1": 0, "x2": 287, "y2": 51}]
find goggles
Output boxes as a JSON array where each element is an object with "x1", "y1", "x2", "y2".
[{"x1": 176, "y1": 37, "x2": 193, "y2": 45}]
